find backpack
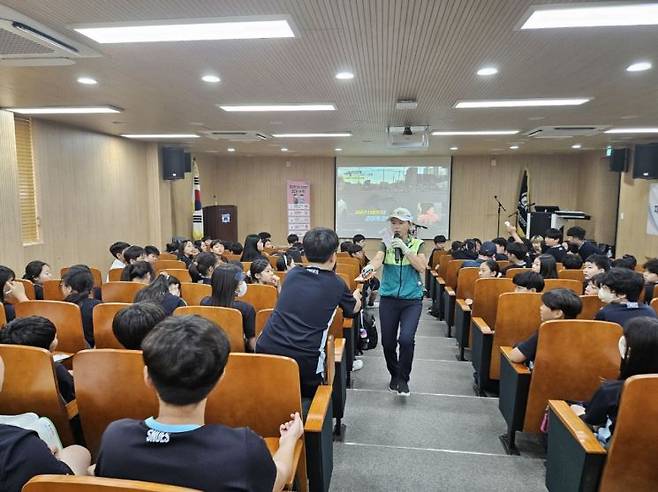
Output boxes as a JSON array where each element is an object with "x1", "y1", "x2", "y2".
[{"x1": 359, "y1": 309, "x2": 378, "y2": 351}]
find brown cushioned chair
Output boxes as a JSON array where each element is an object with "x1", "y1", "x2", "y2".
[
  {"x1": 14, "y1": 300, "x2": 87, "y2": 353},
  {"x1": 12, "y1": 279, "x2": 36, "y2": 301},
  {"x1": 544, "y1": 278, "x2": 583, "y2": 294},
  {"x1": 179, "y1": 283, "x2": 211, "y2": 306},
  {"x1": 93, "y1": 302, "x2": 130, "y2": 349},
  {"x1": 173, "y1": 306, "x2": 245, "y2": 353},
  {"x1": 101, "y1": 282, "x2": 145, "y2": 303},
  {"x1": 449, "y1": 266, "x2": 480, "y2": 339},
  {"x1": 154, "y1": 260, "x2": 186, "y2": 271},
  {"x1": 23, "y1": 475, "x2": 199, "y2": 491},
  {"x1": 558, "y1": 268, "x2": 585, "y2": 283},
  {"x1": 158, "y1": 252, "x2": 178, "y2": 261},
  {"x1": 107, "y1": 269, "x2": 123, "y2": 282},
  {"x1": 157, "y1": 269, "x2": 191, "y2": 283},
  {"x1": 241, "y1": 284, "x2": 278, "y2": 312},
  {"x1": 504, "y1": 267, "x2": 526, "y2": 279},
  {"x1": 255, "y1": 308, "x2": 273, "y2": 339},
  {"x1": 61, "y1": 267, "x2": 103, "y2": 288},
  {"x1": 440, "y1": 260, "x2": 465, "y2": 331},
  {"x1": 578, "y1": 295, "x2": 604, "y2": 320},
  {"x1": 42, "y1": 279, "x2": 65, "y2": 301}
]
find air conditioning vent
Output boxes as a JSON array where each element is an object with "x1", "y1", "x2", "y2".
[
  {"x1": 525, "y1": 125, "x2": 608, "y2": 139},
  {"x1": 387, "y1": 125, "x2": 429, "y2": 149},
  {"x1": 201, "y1": 131, "x2": 270, "y2": 142}
]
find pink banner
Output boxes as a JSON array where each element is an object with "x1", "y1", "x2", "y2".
[{"x1": 287, "y1": 180, "x2": 311, "y2": 235}]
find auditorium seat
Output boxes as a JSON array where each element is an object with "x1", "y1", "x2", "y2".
[
  {"x1": 42, "y1": 279, "x2": 65, "y2": 301},
  {"x1": 240, "y1": 261, "x2": 252, "y2": 273},
  {"x1": 154, "y1": 259, "x2": 186, "y2": 271},
  {"x1": 14, "y1": 300, "x2": 87, "y2": 353},
  {"x1": 158, "y1": 252, "x2": 178, "y2": 261},
  {"x1": 546, "y1": 375, "x2": 658, "y2": 492},
  {"x1": 241, "y1": 284, "x2": 278, "y2": 312},
  {"x1": 101, "y1": 282, "x2": 145, "y2": 303},
  {"x1": 23, "y1": 475, "x2": 198, "y2": 491},
  {"x1": 61, "y1": 267, "x2": 103, "y2": 288},
  {"x1": 12, "y1": 279, "x2": 36, "y2": 301},
  {"x1": 445, "y1": 266, "x2": 478, "y2": 338},
  {"x1": 179, "y1": 282, "x2": 211, "y2": 306},
  {"x1": 174, "y1": 306, "x2": 245, "y2": 353},
  {"x1": 108, "y1": 269, "x2": 123, "y2": 282},
  {"x1": 255, "y1": 308, "x2": 273, "y2": 338},
  {"x1": 93, "y1": 303, "x2": 130, "y2": 349},
  {"x1": 504, "y1": 268, "x2": 526, "y2": 279},
  {"x1": 578, "y1": 295, "x2": 604, "y2": 320},
  {"x1": 0, "y1": 344, "x2": 77, "y2": 445},
  {"x1": 558, "y1": 269, "x2": 585, "y2": 283},
  {"x1": 498, "y1": 320, "x2": 622, "y2": 454},
  {"x1": 651, "y1": 297, "x2": 658, "y2": 316},
  {"x1": 431, "y1": 254, "x2": 452, "y2": 319},
  {"x1": 543, "y1": 278, "x2": 583, "y2": 294},
  {"x1": 440, "y1": 260, "x2": 465, "y2": 331},
  {"x1": 157, "y1": 269, "x2": 192, "y2": 282}
]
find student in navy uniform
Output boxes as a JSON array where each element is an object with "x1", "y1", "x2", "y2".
[
  {"x1": 612, "y1": 254, "x2": 637, "y2": 270},
  {"x1": 0, "y1": 355, "x2": 90, "y2": 492},
  {"x1": 1, "y1": 266, "x2": 29, "y2": 323},
  {"x1": 120, "y1": 260, "x2": 154, "y2": 283},
  {"x1": 286, "y1": 233, "x2": 304, "y2": 262},
  {"x1": 532, "y1": 254, "x2": 559, "y2": 279},
  {"x1": 241, "y1": 234, "x2": 266, "y2": 262},
  {"x1": 0, "y1": 316, "x2": 74, "y2": 402},
  {"x1": 177, "y1": 240, "x2": 196, "y2": 268},
  {"x1": 543, "y1": 228, "x2": 567, "y2": 262},
  {"x1": 247, "y1": 258, "x2": 281, "y2": 292},
  {"x1": 257, "y1": 227, "x2": 361, "y2": 397},
  {"x1": 565, "y1": 226, "x2": 600, "y2": 262},
  {"x1": 462, "y1": 241, "x2": 497, "y2": 268},
  {"x1": 108, "y1": 241, "x2": 130, "y2": 271},
  {"x1": 122, "y1": 245, "x2": 146, "y2": 265},
  {"x1": 22, "y1": 260, "x2": 52, "y2": 300},
  {"x1": 509, "y1": 288, "x2": 583, "y2": 364},
  {"x1": 512, "y1": 271, "x2": 545, "y2": 293},
  {"x1": 144, "y1": 245, "x2": 160, "y2": 264},
  {"x1": 188, "y1": 252, "x2": 218, "y2": 284},
  {"x1": 595, "y1": 268, "x2": 657, "y2": 326},
  {"x1": 112, "y1": 302, "x2": 166, "y2": 350},
  {"x1": 61, "y1": 266, "x2": 101, "y2": 347},
  {"x1": 642, "y1": 258, "x2": 658, "y2": 303},
  {"x1": 562, "y1": 253, "x2": 583, "y2": 270},
  {"x1": 94, "y1": 315, "x2": 302, "y2": 491},
  {"x1": 583, "y1": 254, "x2": 611, "y2": 292},
  {"x1": 502, "y1": 242, "x2": 531, "y2": 274},
  {"x1": 492, "y1": 237, "x2": 508, "y2": 261},
  {"x1": 201, "y1": 264, "x2": 257, "y2": 351},
  {"x1": 134, "y1": 274, "x2": 186, "y2": 317}
]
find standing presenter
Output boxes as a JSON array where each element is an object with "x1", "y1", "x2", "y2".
[{"x1": 364, "y1": 207, "x2": 428, "y2": 396}]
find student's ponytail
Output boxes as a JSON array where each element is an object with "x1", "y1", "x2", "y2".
[
  {"x1": 189, "y1": 252, "x2": 217, "y2": 283},
  {"x1": 62, "y1": 266, "x2": 94, "y2": 304}
]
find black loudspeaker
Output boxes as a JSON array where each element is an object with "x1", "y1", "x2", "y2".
[
  {"x1": 184, "y1": 152, "x2": 192, "y2": 173},
  {"x1": 633, "y1": 143, "x2": 658, "y2": 179},
  {"x1": 609, "y1": 148, "x2": 629, "y2": 172},
  {"x1": 162, "y1": 147, "x2": 185, "y2": 180}
]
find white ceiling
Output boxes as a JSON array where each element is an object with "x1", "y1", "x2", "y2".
[{"x1": 1, "y1": 0, "x2": 658, "y2": 156}]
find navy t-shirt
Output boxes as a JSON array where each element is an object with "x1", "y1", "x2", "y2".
[
  {"x1": 200, "y1": 298, "x2": 256, "y2": 338},
  {"x1": 515, "y1": 331, "x2": 539, "y2": 363},
  {"x1": 0, "y1": 424, "x2": 72, "y2": 492},
  {"x1": 2, "y1": 302, "x2": 16, "y2": 323},
  {"x1": 595, "y1": 302, "x2": 657, "y2": 327},
  {"x1": 583, "y1": 379, "x2": 624, "y2": 432},
  {"x1": 255, "y1": 266, "x2": 357, "y2": 393},
  {"x1": 160, "y1": 292, "x2": 186, "y2": 316},
  {"x1": 95, "y1": 418, "x2": 275, "y2": 492}
]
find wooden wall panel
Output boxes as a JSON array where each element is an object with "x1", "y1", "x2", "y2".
[
  {"x1": 0, "y1": 111, "x2": 24, "y2": 270},
  {"x1": 617, "y1": 172, "x2": 658, "y2": 261}
]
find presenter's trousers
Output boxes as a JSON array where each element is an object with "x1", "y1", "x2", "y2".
[{"x1": 379, "y1": 296, "x2": 423, "y2": 383}]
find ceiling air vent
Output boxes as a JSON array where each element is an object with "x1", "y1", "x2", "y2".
[
  {"x1": 524, "y1": 126, "x2": 608, "y2": 139},
  {"x1": 201, "y1": 131, "x2": 270, "y2": 142}
]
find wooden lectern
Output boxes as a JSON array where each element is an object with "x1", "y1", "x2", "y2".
[{"x1": 203, "y1": 205, "x2": 238, "y2": 242}]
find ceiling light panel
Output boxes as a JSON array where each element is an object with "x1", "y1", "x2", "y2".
[
  {"x1": 6, "y1": 106, "x2": 120, "y2": 114},
  {"x1": 455, "y1": 98, "x2": 590, "y2": 108},
  {"x1": 432, "y1": 130, "x2": 519, "y2": 136},
  {"x1": 272, "y1": 132, "x2": 351, "y2": 138},
  {"x1": 521, "y1": 3, "x2": 658, "y2": 29},
  {"x1": 219, "y1": 104, "x2": 335, "y2": 112}
]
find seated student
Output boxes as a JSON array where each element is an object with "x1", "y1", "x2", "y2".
[
  {"x1": 144, "y1": 245, "x2": 160, "y2": 264},
  {"x1": 286, "y1": 234, "x2": 304, "y2": 262},
  {"x1": 258, "y1": 231, "x2": 272, "y2": 244},
  {"x1": 120, "y1": 261, "x2": 154, "y2": 284},
  {"x1": 642, "y1": 258, "x2": 658, "y2": 302},
  {"x1": 112, "y1": 302, "x2": 166, "y2": 350},
  {"x1": 612, "y1": 254, "x2": 637, "y2": 270},
  {"x1": 256, "y1": 227, "x2": 361, "y2": 397},
  {"x1": 510, "y1": 288, "x2": 583, "y2": 364},
  {"x1": 177, "y1": 240, "x2": 196, "y2": 268},
  {"x1": 0, "y1": 355, "x2": 91, "y2": 492},
  {"x1": 562, "y1": 253, "x2": 584, "y2": 270},
  {"x1": 464, "y1": 260, "x2": 501, "y2": 306},
  {"x1": 502, "y1": 242, "x2": 531, "y2": 273},
  {"x1": 346, "y1": 242, "x2": 367, "y2": 267},
  {"x1": 247, "y1": 258, "x2": 281, "y2": 291},
  {"x1": 530, "y1": 235, "x2": 544, "y2": 257},
  {"x1": 202, "y1": 236, "x2": 213, "y2": 252},
  {"x1": 584, "y1": 254, "x2": 611, "y2": 282},
  {"x1": 447, "y1": 240, "x2": 463, "y2": 258},
  {"x1": 452, "y1": 239, "x2": 477, "y2": 260},
  {"x1": 543, "y1": 228, "x2": 567, "y2": 262},
  {"x1": 339, "y1": 241, "x2": 352, "y2": 253},
  {"x1": 201, "y1": 264, "x2": 257, "y2": 351},
  {"x1": 1, "y1": 266, "x2": 30, "y2": 323},
  {"x1": 189, "y1": 252, "x2": 219, "y2": 284},
  {"x1": 275, "y1": 253, "x2": 294, "y2": 272},
  {"x1": 94, "y1": 316, "x2": 302, "y2": 491},
  {"x1": 134, "y1": 274, "x2": 186, "y2": 317},
  {"x1": 595, "y1": 268, "x2": 657, "y2": 326},
  {"x1": 512, "y1": 271, "x2": 545, "y2": 293},
  {"x1": 194, "y1": 240, "x2": 207, "y2": 254},
  {"x1": 22, "y1": 260, "x2": 52, "y2": 300},
  {"x1": 566, "y1": 226, "x2": 600, "y2": 262},
  {"x1": 61, "y1": 266, "x2": 101, "y2": 347},
  {"x1": 241, "y1": 234, "x2": 266, "y2": 262},
  {"x1": 348, "y1": 243, "x2": 380, "y2": 305},
  {"x1": 0, "y1": 316, "x2": 75, "y2": 402},
  {"x1": 571, "y1": 316, "x2": 658, "y2": 445},
  {"x1": 109, "y1": 241, "x2": 130, "y2": 271},
  {"x1": 472, "y1": 238, "x2": 482, "y2": 253},
  {"x1": 166, "y1": 275, "x2": 182, "y2": 298},
  {"x1": 210, "y1": 240, "x2": 229, "y2": 264},
  {"x1": 462, "y1": 241, "x2": 496, "y2": 267},
  {"x1": 122, "y1": 245, "x2": 146, "y2": 265},
  {"x1": 230, "y1": 241, "x2": 243, "y2": 256},
  {"x1": 492, "y1": 237, "x2": 508, "y2": 261},
  {"x1": 585, "y1": 273, "x2": 604, "y2": 296},
  {"x1": 532, "y1": 254, "x2": 559, "y2": 279},
  {"x1": 431, "y1": 234, "x2": 448, "y2": 253}
]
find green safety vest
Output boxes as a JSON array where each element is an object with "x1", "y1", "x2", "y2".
[{"x1": 380, "y1": 237, "x2": 424, "y2": 299}]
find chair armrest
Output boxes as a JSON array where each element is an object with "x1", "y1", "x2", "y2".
[
  {"x1": 472, "y1": 317, "x2": 492, "y2": 334},
  {"x1": 456, "y1": 299, "x2": 471, "y2": 312},
  {"x1": 548, "y1": 401, "x2": 606, "y2": 455},
  {"x1": 430, "y1": 271, "x2": 438, "y2": 278},
  {"x1": 437, "y1": 277, "x2": 446, "y2": 285},
  {"x1": 500, "y1": 346, "x2": 530, "y2": 375},
  {"x1": 445, "y1": 287, "x2": 455, "y2": 296},
  {"x1": 342, "y1": 318, "x2": 352, "y2": 328},
  {"x1": 65, "y1": 400, "x2": 78, "y2": 419},
  {"x1": 305, "y1": 385, "x2": 332, "y2": 433},
  {"x1": 334, "y1": 338, "x2": 345, "y2": 363}
]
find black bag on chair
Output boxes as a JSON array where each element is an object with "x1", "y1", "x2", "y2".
[{"x1": 359, "y1": 310, "x2": 378, "y2": 351}]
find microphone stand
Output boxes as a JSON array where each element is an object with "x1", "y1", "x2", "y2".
[{"x1": 494, "y1": 195, "x2": 506, "y2": 237}]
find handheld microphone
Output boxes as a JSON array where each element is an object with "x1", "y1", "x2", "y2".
[{"x1": 394, "y1": 232, "x2": 402, "y2": 263}]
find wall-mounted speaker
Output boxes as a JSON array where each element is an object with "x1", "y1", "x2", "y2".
[
  {"x1": 162, "y1": 147, "x2": 185, "y2": 180},
  {"x1": 633, "y1": 143, "x2": 658, "y2": 179},
  {"x1": 608, "y1": 148, "x2": 629, "y2": 172}
]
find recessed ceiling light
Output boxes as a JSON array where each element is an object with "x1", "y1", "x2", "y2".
[
  {"x1": 509, "y1": 145, "x2": 519, "y2": 150},
  {"x1": 626, "y1": 61, "x2": 652, "y2": 72},
  {"x1": 272, "y1": 132, "x2": 351, "y2": 138},
  {"x1": 121, "y1": 134, "x2": 200, "y2": 139},
  {"x1": 449, "y1": 146, "x2": 459, "y2": 151},
  {"x1": 477, "y1": 66, "x2": 498, "y2": 76},
  {"x1": 201, "y1": 74, "x2": 221, "y2": 83},
  {"x1": 521, "y1": 3, "x2": 658, "y2": 29},
  {"x1": 605, "y1": 128, "x2": 658, "y2": 134},
  {"x1": 219, "y1": 104, "x2": 335, "y2": 112},
  {"x1": 280, "y1": 147, "x2": 288, "y2": 152},
  {"x1": 454, "y1": 98, "x2": 590, "y2": 108},
  {"x1": 75, "y1": 18, "x2": 295, "y2": 43},
  {"x1": 335, "y1": 71, "x2": 354, "y2": 80},
  {"x1": 334, "y1": 148, "x2": 343, "y2": 151},
  {"x1": 5, "y1": 106, "x2": 121, "y2": 114},
  {"x1": 77, "y1": 76, "x2": 97, "y2": 85},
  {"x1": 571, "y1": 144, "x2": 582, "y2": 149},
  {"x1": 227, "y1": 147, "x2": 235, "y2": 152},
  {"x1": 432, "y1": 130, "x2": 519, "y2": 136}
]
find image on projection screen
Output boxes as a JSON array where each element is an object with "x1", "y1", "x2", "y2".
[{"x1": 336, "y1": 163, "x2": 451, "y2": 239}]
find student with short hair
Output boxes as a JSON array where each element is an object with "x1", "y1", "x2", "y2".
[
  {"x1": 258, "y1": 231, "x2": 272, "y2": 243},
  {"x1": 166, "y1": 275, "x2": 182, "y2": 298},
  {"x1": 462, "y1": 241, "x2": 496, "y2": 267},
  {"x1": 584, "y1": 254, "x2": 611, "y2": 283},
  {"x1": 513, "y1": 271, "x2": 545, "y2": 293},
  {"x1": 241, "y1": 234, "x2": 265, "y2": 262},
  {"x1": 612, "y1": 254, "x2": 637, "y2": 270},
  {"x1": 432, "y1": 234, "x2": 447, "y2": 252},
  {"x1": 257, "y1": 227, "x2": 361, "y2": 397},
  {"x1": 144, "y1": 246, "x2": 160, "y2": 264},
  {"x1": 112, "y1": 302, "x2": 166, "y2": 350},
  {"x1": 189, "y1": 252, "x2": 219, "y2": 284},
  {"x1": 339, "y1": 241, "x2": 352, "y2": 253},
  {"x1": 530, "y1": 235, "x2": 544, "y2": 257},
  {"x1": 201, "y1": 264, "x2": 257, "y2": 351},
  {"x1": 492, "y1": 237, "x2": 508, "y2": 260},
  {"x1": 543, "y1": 228, "x2": 567, "y2": 262},
  {"x1": 562, "y1": 253, "x2": 584, "y2": 270},
  {"x1": 122, "y1": 245, "x2": 146, "y2": 265},
  {"x1": 177, "y1": 240, "x2": 196, "y2": 268},
  {"x1": 230, "y1": 242, "x2": 244, "y2": 256},
  {"x1": 0, "y1": 355, "x2": 91, "y2": 491},
  {"x1": 510, "y1": 288, "x2": 583, "y2": 364},
  {"x1": 479, "y1": 259, "x2": 501, "y2": 279},
  {"x1": 532, "y1": 254, "x2": 559, "y2": 279},
  {"x1": 566, "y1": 226, "x2": 600, "y2": 262},
  {"x1": 109, "y1": 241, "x2": 130, "y2": 270},
  {"x1": 585, "y1": 273, "x2": 604, "y2": 296},
  {"x1": 61, "y1": 266, "x2": 101, "y2": 347},
  {"x1": 120, "y1": 261, "x2": 154, "y2": 284},
  {"x1": 22, "y1": 260, "x2": 52, "y2": 300},
  {"x1": 642, "y1": 258, "x2": 658, "y2": 302},
  {"x1": 210, "y1": 239, "x2": 228, "y2": 261},
  {"x1": 247, "y1": 258, "x2": 281, "y2": 291},
  {"x1": 502, "y1": 242, "x2": 531, "y2": 273},
  {"x1": 275, "y1": 253, "x2": 294, "y2": 272},
  {"x1": 134, "y1": 274, "x2": 186, "y2": 316},
  {"x1": 595, "y1": 268, "x2": 657, "y2": 326},
  {"x1": 95, "y1": 315, "x2": 302, "y2": 491},
  {"x1": 0, "y1": 316, "x2": 74, "y2": 402}
]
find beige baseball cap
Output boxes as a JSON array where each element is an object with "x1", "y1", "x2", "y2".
[{"x1": 387, "y1": 207, "x2": 414, "y2": 222}]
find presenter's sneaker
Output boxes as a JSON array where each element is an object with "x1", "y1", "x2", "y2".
[
  {"x1": 352, "y1": 359, "x2": 364, "y2": 371},
  {"x1": 388, "y1": 377, "x2": 399, "y2": 392},
  {"x1": 397, "y1": 380, "x2": 410, "y2": 397}
]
